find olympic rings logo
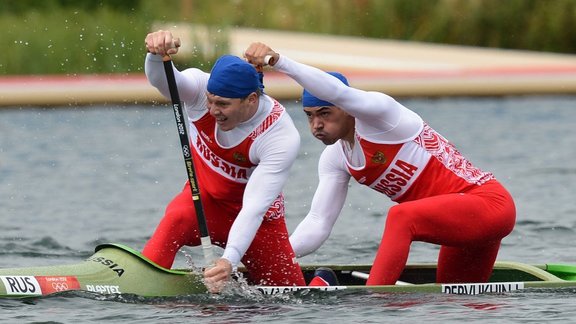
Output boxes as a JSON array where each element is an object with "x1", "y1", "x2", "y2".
[
  {"x1": 51, "y1": 282, "x2": 69, "y2": 291},
  {"x1": 182, "y1": 145, "x2": 190, "y2": 158}
]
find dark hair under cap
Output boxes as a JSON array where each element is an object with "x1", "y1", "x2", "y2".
[
  {"x1": 302, "y1": 71, "x2": 349, "y2": 107},
  {"x1": 207, "y1": 55, "x2": 260, "y2": 98}
]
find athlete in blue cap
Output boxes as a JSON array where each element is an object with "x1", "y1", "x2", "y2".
[
  {"x1": 245, "y1": 42, "x2": 516, "y2": 286},
  {"x1": 143, "y1": 31, "x2": 305, "y2": 292}
]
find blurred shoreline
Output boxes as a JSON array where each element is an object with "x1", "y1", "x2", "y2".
[{"x1": 2, "y1": 28, "x2": 576, "y2": 107}]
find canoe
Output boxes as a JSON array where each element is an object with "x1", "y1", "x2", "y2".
[{"x1": 1, "y1": 243, "x2": 575, "y2": 298}]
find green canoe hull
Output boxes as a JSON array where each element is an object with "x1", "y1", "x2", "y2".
[
  {"x1": 1, "y1": 243, "x2": 576, "y2": 298},
  {"x1": 0, "y1": 243, "x2": 206, "y2": 297}
]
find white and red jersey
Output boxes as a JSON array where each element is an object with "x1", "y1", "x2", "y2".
[
  {"x1": 274, "y1": 56, "x2": 495, "y2": 257},
  {"x1": 145, "y1": 54, "x2": 300, "y2": 267},
  {"x1": 191, "y1": 99, "x2": 287, "y2": 217},
  {"x1": 348, "y1": 122, "x2": 494, "y2": 203}
]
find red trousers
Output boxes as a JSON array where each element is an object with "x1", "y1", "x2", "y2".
[
  {"x1": 367, "y1": 180, "x2": 516, "y2": 285},
  {"x1": 143, "y1": 183, "x2": 305, "y2": 286}
]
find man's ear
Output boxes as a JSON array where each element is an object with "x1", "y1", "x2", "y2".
[{"x1": 248, "y1": 92, "x2": 259, "y2": 104}]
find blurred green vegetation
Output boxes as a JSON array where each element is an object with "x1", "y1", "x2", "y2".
[{"x1": 1, "y1": 0, "x2": 575, "y2": 75}]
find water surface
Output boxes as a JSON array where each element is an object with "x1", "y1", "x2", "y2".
[{"x1": 1, "y1": 96, "x2": 575, "y2": 323}]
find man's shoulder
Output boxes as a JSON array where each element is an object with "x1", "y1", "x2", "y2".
[
  {"x1": 320, "y1": 143, "x2": 342, "y2": 157},
  {"x1": 261, "y1": 97, "x2": 298, "y2": 133},
  {"x1": 318, "y1": 144, "x2": 348, "y2": 170}
]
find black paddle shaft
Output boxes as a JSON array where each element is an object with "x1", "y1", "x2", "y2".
[{"x1": 162, "y1": 57, "x2": 211, "y2": 240}]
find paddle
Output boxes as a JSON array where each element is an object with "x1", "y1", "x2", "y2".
[
  {"x1": 351, "y1": 271, "x2": 413, "y2": 285},
  {"x1": 162, "y1": 55, "x2": 215, "y2": 266}
]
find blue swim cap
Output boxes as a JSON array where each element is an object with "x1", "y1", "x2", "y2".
[
  {"x1": 207, "y1": 55, "x2": 260, "y2": 98},
  {"x1": 302, "y1": 72, "x2": 349, "y2": 107}
]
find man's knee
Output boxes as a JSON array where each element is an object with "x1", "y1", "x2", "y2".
[{"x1": 385, "y1": 204, "x2": 413, "y2": 228}]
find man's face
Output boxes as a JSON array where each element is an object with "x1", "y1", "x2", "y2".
[
  {"x1": 303, "y1": 106, "x2": 354, "y2": 145},
  {"x1": 206, "y1": 92, "x2": 257, "y2": 131}
]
